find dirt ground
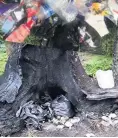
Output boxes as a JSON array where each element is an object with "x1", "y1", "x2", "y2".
[{"x1": 13, "y1": 114, "x2": 118, "y2": 137}]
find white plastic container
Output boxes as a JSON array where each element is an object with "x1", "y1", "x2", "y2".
[{"x1": 96, "y1": 70, "x2": 115, "y2": 89}]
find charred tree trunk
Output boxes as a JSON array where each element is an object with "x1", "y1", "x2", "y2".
[
  {"x1": 0, "y1": 22, "x2": 118, "y2": 136},
  {"x1": 0, "y1": 41, "x2": 117, "y2": 136},
  {"x1": 0, "y1": 42, "x2": 85, "y2": 135},
  {"x1": 5, "y1": 42, "x2": 14, "y2": 56},
  {"x1": 113, "y1": 24, "x2": 118, "y2": 85}
]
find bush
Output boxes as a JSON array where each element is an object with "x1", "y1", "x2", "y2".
[
  {"x1": 0, "y1": 26, "x2": 4, "y2": 44},
  {"x1": 100, "y1": 28, "x2": 116, "y2": 56},
  {"x1": 85, "y1": 55, "x2": 112, "y2": 77},
  {"x1": 25, "y1": 34, "x2": 40, "y2": 46},
  {"x1": 0, "y1": 48, "x2": 7, "y2": 75}
]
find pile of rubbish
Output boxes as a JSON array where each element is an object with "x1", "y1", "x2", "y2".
[
  {"x1": 16, "y1": 95, "x2": 75, "y2": 129},
  {"x1": 0, "y1": 0, "x2": 118, "y2": 44}
]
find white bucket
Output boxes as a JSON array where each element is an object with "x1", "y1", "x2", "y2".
[{"x1": 96, "y1": 70, "x2": 115, "y2": 89}]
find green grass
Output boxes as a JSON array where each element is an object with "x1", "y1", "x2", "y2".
[
  {"x1": 80, "y1": 52, "x2": 112, "y2": 77},
  {"x1": 0, "y1": 48, "x2": 7, "y2": 75}
]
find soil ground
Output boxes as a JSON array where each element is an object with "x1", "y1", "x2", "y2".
[{"x1": 13, "y1": 114, "x2": 118, "y2": 137}]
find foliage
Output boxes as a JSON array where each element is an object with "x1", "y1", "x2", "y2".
[
  {"x1": 84, "y1": 54, "x2": 112, "y2": 77},
  {"x1": 25, "y1": 34, "x2": 40, "y2": 46},
  {"x1": 100, "y1": 28, "x2": 116, "y2": 56},
  {"x1": 0, "y1": 26, "x2": 4, "y2": 44},
  {"x1": 0, "y1": 48, "x2": 7, "y2": 75}
]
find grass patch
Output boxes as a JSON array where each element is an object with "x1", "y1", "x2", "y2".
[
  {"x1": 0, "y1": 48, "x2": 7, "y2": 75},
  {"x1": 80, "y1": 53, "x2": 112, "y2": 77}
]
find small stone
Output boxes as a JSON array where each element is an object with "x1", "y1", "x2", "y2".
[
  {"x1": 57, "y1": 116, "x2": 61, "y2": 120},
  {"x1": 86, "y1": 133, "x2": 95, "y2": 137},
  {"x1": 102, "y1": 115, "x2": 113, "y2": 125},
  {"x1": 86, "y1": 112, "x2": 99, "y2": 120},
  {"x1": 43, "y1": 123, "x2": 56, "y2": 131},
  {"x1": 64, "y1": 116, "x2": 69, "y2": 121},
  {"x1": 52, "y1": 118, "x2": 59, "y2": 125},
  {"x1": 60, "y1": 117, "x2": 67, "y2": 124},
  {"x1": 106, "y1": 113, "x2": 109, "y2": 117},
  {"x1": 102, "y1": 116, "x2": 109, "y2": 122},
  {"x1": 109, "y1": 113, "x2": 117, "y2": 119},
  {"x1": 101, "y1": 120, "x2": 110, "y2": 127},
  {"x1": 70, "y1": 117, "x2": 80, "y2": 124},
  {"x1": 48, "y1": 120, "x2": 51, "y2": 123},
  {"x1": 111, "y1": 120, "x2": 118, "y2": 126},
  {"x1": 57, "y1": 125, "x2": 64, "y2": 129},
  {"x1": 65, "y1": 121, "x2": 73, "y2": 129}
]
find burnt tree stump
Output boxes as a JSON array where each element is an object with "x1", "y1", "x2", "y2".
[
  {"x1": 0, "y1": 42, "x2": 117, "y2": 136},
  {"x1": 0, "y1": 21, "x2": 118, "y2": 136},
  {"x1": 0, "y1": 41, "x2": 84, "y2": 135}
]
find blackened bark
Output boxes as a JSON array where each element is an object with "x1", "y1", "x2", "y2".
[
  {"x1": 0, "y1": 43, "x2": 84, "y2": 136},
  {"x1": 113, "y1": 25, "x2": 118, "y2": 85},
  {"x1": 5, "y1": 42, "x2": 14, "y2": 56},
  {"x1": 0, "y1": 42, "x2": 117, "y2": 136},
  {"x1": 0, "y1": 43, "x2": 25, "y2": 136},
  {"x1": 0, "y1": 20, "x2": 118, "y2": 136}
]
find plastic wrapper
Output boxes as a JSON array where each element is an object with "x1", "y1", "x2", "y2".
[
  {"x1": 82, "y1": 0, "x2": 118, "y2": 37},
  {"x1": 0, "y1": 2, "x2": 18, "y2": 26},
  {"x1": 86, "y1": 0, "x2": 118, "y2": 25},
  {"x1": 16, "y1": 97, "x2": 74, "y2": 129},
  {"x1": 1, "y1": 6, "x2": 26, "y2": 34},
  {"x1": 16, "y1": 101, "x2": 54, "y2": 129},
  {"x1": 51, "y1": 95, "x2": 75, "y2": 118},
  {"x1": 107, "y1": 0, "x2": 118, "y2": 25}
]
